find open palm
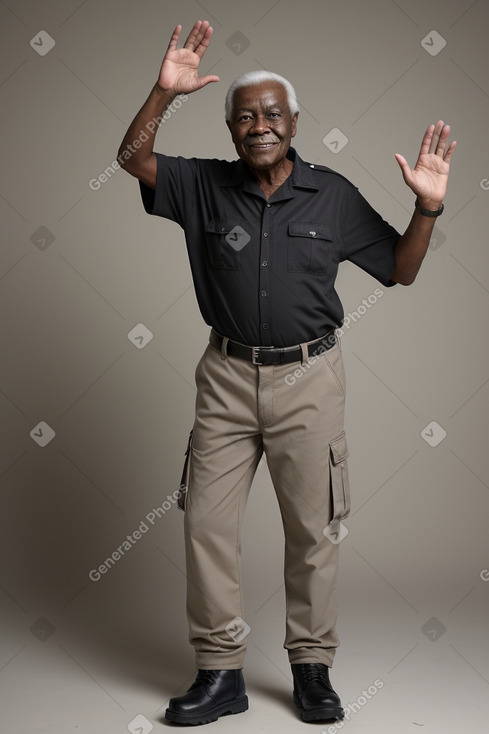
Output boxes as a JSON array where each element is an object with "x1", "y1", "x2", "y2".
[
  {"x1": 158, "y1": 20, "x2": 220, "y2": 95},
  {"x1": 395, "y1": 120, "x2": 456, "y2": 206}
]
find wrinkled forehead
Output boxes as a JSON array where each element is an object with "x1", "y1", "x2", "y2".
[{"x1": 231, "y1": 81, "x2": 290, "y2": 115}]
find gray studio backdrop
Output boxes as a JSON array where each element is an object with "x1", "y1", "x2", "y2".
[{"x1": 1, "y1": 0, "x2": 488, "y2": 729}]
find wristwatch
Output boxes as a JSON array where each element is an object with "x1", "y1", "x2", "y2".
[{"x1": 414, "y1": 198, "x2": 444, "y2": 217}]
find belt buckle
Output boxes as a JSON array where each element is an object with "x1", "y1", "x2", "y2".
[
  {"x1": 251, "y1": 345, "x2": 276, "y2": 365},
  {"x1": 251, "y1": 346, "x2": 263, "y2": 365}
]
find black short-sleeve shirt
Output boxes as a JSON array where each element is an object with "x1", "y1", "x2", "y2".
[{"x1": 139, "y1": 147, "x2": 399, "y2": 347}]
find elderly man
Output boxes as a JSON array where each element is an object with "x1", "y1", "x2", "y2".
[{"x1": 118, "y1": 20, "x2": 455, "y2": 726}]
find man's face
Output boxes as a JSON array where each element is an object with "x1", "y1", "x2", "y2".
[{"x1": 226, "y1": 81, "x2": 298, "y2": 171}]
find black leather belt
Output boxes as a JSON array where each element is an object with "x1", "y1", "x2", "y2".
[{"x1": 209, "y1": 329, "x2": 337, "y2": 365}]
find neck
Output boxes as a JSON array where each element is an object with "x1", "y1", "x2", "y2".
[{"x1": 251, "y1": 157, "x2": 294, "y2": 196}]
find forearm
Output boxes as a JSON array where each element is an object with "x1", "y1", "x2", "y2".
[
  {"x1": 117, "y1": 82, "x2": 177, "y2": 187},
  {"x1": 117, "y1": 21, "x2": 219, "y2": 189},
  {"x1": 390, "y1": 201, "x2": 441, "y2": 285}
]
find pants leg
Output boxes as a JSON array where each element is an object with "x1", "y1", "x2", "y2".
[
  {"x1": 184, "y1": 342, "x2": 262, "y2": 669},
  {"x1": 262, "y1": 339, "x2": 349, "y2": 666},
  {"x1": 183, "y1": 335, "x2": 350, "y2": 670}
]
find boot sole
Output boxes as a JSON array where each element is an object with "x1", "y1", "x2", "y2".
[
  {"x1": 165, "y1": 695, "x2": 249, "y2": 725},
  {"x1": 300, "y1": 706, "x2": 344, "y2": 722},
  {"x1": 293, "y1": 692, "x2": 344, "y2": 722}
]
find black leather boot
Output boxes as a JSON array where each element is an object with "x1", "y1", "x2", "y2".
[
  {"x1": 165, "y1": 669, "x2": 248, "y2": 725},
  {"x1": 291, "y1": 663, "x2": 344, "y2": 722}
]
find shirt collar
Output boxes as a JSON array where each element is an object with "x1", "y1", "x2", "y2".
[{"x1": 220, "y1": 147, "x2": 319, "y2": 192}]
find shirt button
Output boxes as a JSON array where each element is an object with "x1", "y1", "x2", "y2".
[
  {"x1": 261, "y1": 290, "x2": 267, "y2": 297},
  {"x1": 262, "y1": 322, "x2": 269, "y2": 330},
  {"x1": 266, "y1": 203, "x2": 271, "y2": 208},
  {"x1": 310, "y1": 164, "x2": 315, "y2": 168},
  {"x1": 261, "y1": 260, "x2": 268, "y2": 267},
  {"x1": 263, "y1": 232, "x2": 268, "y2": 237}
]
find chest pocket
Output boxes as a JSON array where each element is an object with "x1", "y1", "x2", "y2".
[
  {"x1": 204, "y1": 218, "x2": 249, "y2": 270},
  {"x1": 287, "y1": 222, "x2": 335, "y2": 275}
]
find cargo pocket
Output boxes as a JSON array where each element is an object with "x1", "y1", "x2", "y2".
[
  {"x1": 177, "y1": 429, "x2": 193, "y2": 511},
  {"x1": 329, "y1": 431, "x2": 351, "y2": 521}
]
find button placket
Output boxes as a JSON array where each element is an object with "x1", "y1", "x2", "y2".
[{"x1": 259, "y1": 202, "x2": 272, "y2": 345}]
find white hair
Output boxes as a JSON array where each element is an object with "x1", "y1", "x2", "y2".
[{"x1": 225, "y1": 70, "x2": 300, "y2": 121}]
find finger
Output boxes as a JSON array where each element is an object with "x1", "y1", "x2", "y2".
[
  {"x1": 443, "y1": 139, "x2": 457, "y2": 164},
  {"x1": 428, "y1": 119, "x2": 444, "y2": 154},
  {"x1": 193, "y1": 22, "x2": 214, "y2": 59},
  {"x1": 435, "y1": 123, "x2": 452, "y2": 155},
  {"x1": 419, "y1": 123, "x2": 435, "y2": 157},
  {"x1": 167, "y1": 24, "x2": 182, "y2": 53},
  {"x1": 394, "y1": 153, "x2": 408, "y2": 168},
  {"x1": 394, "y1": 153, "x2": 413, "y2": 185},
  {"x1": 195, "y1": 74, "x2": 221, "y2": 89},
  {"x1": 183, "y1": 19, "x2": 207, "y2": 50}
]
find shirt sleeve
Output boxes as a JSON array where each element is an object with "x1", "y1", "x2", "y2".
[
  {"x1": 138, "y1": 152, "x2": 197, "y2": 227},
  {"x1": 341, "y1": 186, "x2": 400, "y2": 287}
]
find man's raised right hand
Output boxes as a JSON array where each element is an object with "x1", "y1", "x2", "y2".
[
  {"x1": 157, "y1": 20, "x2": 220, "y2": 96},
  {"x1": 117, "y1": 21, "x2": 219, "y2": 189}
]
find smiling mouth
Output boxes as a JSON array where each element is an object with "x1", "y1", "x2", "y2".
[{"x1": 248, "y1": 142, "x2": 278, "y2": 149}]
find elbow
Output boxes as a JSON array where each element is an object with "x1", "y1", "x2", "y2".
[
  {"x1": 389, "y1": 266, "x2": 418, "y2": 286},
  {"x1": 396, "y1": 275, "x2": 416, "y2": 286},
  {"x1": 117, "y1": 149, "x2": 136, "y2": 176},
  {"x1": 117, "y1": 149, "x2": 156, "y2": 186},
  {"x1": 116, "y1": 143, "x2": 142, "y2": 176}
]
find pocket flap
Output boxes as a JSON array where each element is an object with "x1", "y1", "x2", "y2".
[
  {"x1": 288, "y1": 222, "x2": 334, "y2": 240},
  {"x1": 329, "y1": 431, "x2": 349, "y2": 465},
  {"x1": 177, "y1": 429, "x2": 194, "y2": 511}
]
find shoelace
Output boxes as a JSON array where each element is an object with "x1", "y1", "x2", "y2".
[
  {"x1": 190, "y1": 669, "x2": 220, "y2": 690},
  {"x1": 300, "y1": 664, "x2": 331, "y2": 687}
]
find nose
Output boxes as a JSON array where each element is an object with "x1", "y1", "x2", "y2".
[{"x1": 249, "y1": 114, "x2": 270, "y2": 135}]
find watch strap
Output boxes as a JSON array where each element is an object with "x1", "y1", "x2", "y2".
[{"x1": 415, "y1": 199, "x2": 444, "y2": 217}]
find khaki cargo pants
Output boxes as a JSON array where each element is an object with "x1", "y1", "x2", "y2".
[{"x1": 179, "y1": 329, "x2": 350, "y2": 670}]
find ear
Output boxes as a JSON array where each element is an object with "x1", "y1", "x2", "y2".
[{"x1": 291, "y1": 112, "x2": 299, "y2": 139}]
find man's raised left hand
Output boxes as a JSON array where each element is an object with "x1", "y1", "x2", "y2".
[{"x1": 395, "y1": 120, "x2": 457, "y2": 210}]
